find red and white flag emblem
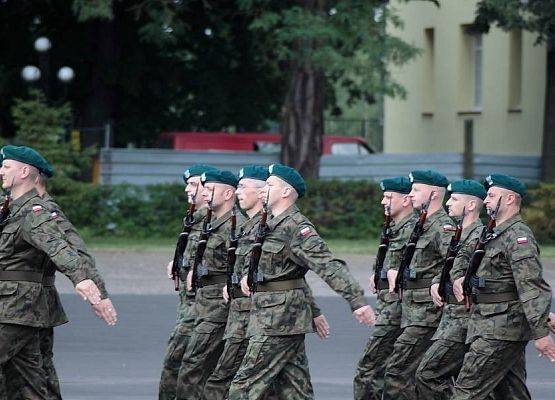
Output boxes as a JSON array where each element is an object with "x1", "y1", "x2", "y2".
[
  {"x1": 32, "y1": 205, "x2": 42, "y2": 214},
  {"x1": 300, "y1": 227, "x2": 312, "y2": 237},
  {"x1": 443, "y1": 224, "x2": 454, "y2": 232},
  {"x1": 517, "y1": 237, "x2": 528, "y2": 244}
]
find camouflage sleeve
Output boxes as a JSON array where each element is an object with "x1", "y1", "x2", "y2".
[
  {"x1": 291, "y1": 224, "x2": 367, "y2": 311},
  {"x1": 450, "y1": 239, "x2": 474, "y2": 281},
  {"x1": 383, "y1": 221, "x2": 412, "y2": 272},
  {"x1": 22, "y1": 208, "x2": 88, "y2": 286},
  {"x1": 303, "y1": 280, "x2": 321, "y2": 318},
  {"x1": 507, "y1": 235, "x2": 552, "y2": 339}
]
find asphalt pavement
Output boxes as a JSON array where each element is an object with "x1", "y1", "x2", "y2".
[{"x1": 54, "y1": 294, "x2": 555, "y2": 400}]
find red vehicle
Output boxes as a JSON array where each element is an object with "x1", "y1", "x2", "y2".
[{"x1": 161, "y1": 131, "x2": 374, "y2": 155}]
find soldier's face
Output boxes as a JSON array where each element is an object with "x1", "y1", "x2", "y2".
[
  {"x1": 236, "y1": 178, "x2": 263, "y2": 211},
  {"x1": 408, "y1": 183, "x2": 429, "y2": 210},
  {"x1": 185, "y1": 176, "x2": 204, "y2": 207},
  {"x1": 264, "y1": 176, "x2": 282, "y2": 209},
  {"x1": 484, "y1": 187, "x2": 504, "y2": 215},
  {"x1": 381, "y1": 192, "x2": 401, "y2": 217},
  {"x1": 0, "y1": 159, "x2": 21, "y2": 189},
  {"x1": 446, "y1": 194, "x2": 465, "y2": 217}
]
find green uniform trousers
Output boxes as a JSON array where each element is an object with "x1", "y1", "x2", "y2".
[
  {"x1": 228, "y1": 335, "x2": 314, "y2": 400},
  {"x1": 175, "y1": 321, "x2": 226, "y2": 400},
  {"x1": 382, "y1": 326, "x2": 436, "y2": 400},
  {"x1": 0, "y1": 324, "x2": 47, "y2": 400},
  {"x1": 353, "y1": 325, "x2": 402, "y2": 400},
  {"x1": 451, "y1": 338, "x2": 530, "y2": 400}
]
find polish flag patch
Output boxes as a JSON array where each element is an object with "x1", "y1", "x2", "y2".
[
  {"x1": 300, "y1": 226, "x2": 313, "y2": 237},
  {"x1": 517, "y1": 237, "x2": 528, "y2": 245},
  {"x1": 443, "y1": 224, "x2": 455, "y2": 232},
  {"x1": 32, "y1": 205, "x2": 42, "y2": 214},
  {"x1": 50, "y1": 212, "x2": 59, "y2": 219}
]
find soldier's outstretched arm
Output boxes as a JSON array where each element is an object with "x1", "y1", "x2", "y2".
[
  {"x1": 21, "y1": 206, "x2": 102, "y2": 304},
  {"x1": 290, "y1": 224, "x2": 375, "y2": 326},
  {"x1": 303, "y1": 280, "x2": 330, "y2": 339}
]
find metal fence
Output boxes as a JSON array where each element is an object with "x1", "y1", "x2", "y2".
[{"x1": 99, "y1": 149, "x2": 541, "y2": 185}]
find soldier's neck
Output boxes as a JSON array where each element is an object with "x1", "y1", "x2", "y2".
[
  {"x1": 214, "y1": 201, "x2": 234, "y2": 219},
  {"x1": 426, "y1": 201, "x2": 444, "y2": 216},
  {"x1": 393, "y1": 208, "x2": 413, "y2": 224},
  {"x1": 269, "y1": 200, "x2": 294, "y2": 218},
  {"x1": 496, "y1": 209, "x2": 519, "y2": 226},
  {"x1": 246, "y1": 204, "x2": 263, "y2": 218},
  {"x1": 10, "y1": 182, "x2": 35, "y2": 201},
  {"x1": 462, "y1": 213, "x2": 480, "y2": 229}
]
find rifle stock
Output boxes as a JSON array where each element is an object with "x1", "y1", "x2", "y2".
[
  {"x1": 191, "y1": 190, "x2": 214, "y2": 293},
  {"x1": 247, "y1": 191, "x2": 269, "y2": 293},
  {"x1": 438, "y1": 209, "x2": 464, "y2": 301},
  {"x1": 226, "y1": 206, "x2": 238, "y2": 299},
  {"x1": 373, "y1": 199, "x2": 392, "y2": 290}
]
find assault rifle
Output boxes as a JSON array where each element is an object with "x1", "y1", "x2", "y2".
[
  {"x1": 394, "y1": 191, "x2": 434, "y2": 297},
  {"x1": 0, "y1": 194, "x2": 9, "y2": 223},
  {"x1": 462, "y1": 197, "x2": 502, "y2": 311},
  {"x1": 171, "y1": 186, "x2": 198, "y2": 291},
  {"x1": 247, "y1": 191, "x2": 270, "y2": 293},
  {"x1": 191, "y1": 190, "x2": 215, "y2": 293},
  {"x1": 373, "y1": 198, "x2": 393, "y2": 291},
  {"x1": 226, "y1": 205, "x2": 239, "y2": 299},
  {"x1": 437, "y1": 208, "x2": 465, "y2": 302}
]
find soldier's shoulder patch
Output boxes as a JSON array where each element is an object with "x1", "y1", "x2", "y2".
[
  {"x1": 50, "y1": 211, "x2": 60, "y2": 220},
  {"x1": 443, "y1": 224, "x2": 455, "y2": 232},
  {"x1": 517, "y1": 237, "x2": 528, "y2": 245},
  {"x1": 299, "y1": 226, "x2": 316, "y2": 238},
  {"x1": 32, "y1": 205, "x2": 43, "y2": 214}
]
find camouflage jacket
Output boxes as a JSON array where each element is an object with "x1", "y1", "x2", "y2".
[
  {"x1": 174, "y1": 208, "x2": 206, "y2": 330},
  {"x1": 193, "y1": 208, "x2": 245, "y2": 324},
  {"x1": 432, "y1": 218, "x2": 483, "y2": 342},
  {"x1": 401, "y1": 208, "x2": 454, "y2": 329},
  {"x1": 247, "y1": 205, "x2": 367, "y2": 337},
  {"x1": 376, "y1": 213, "x2": 417, "y2": 326},
  {"x1": 224, "y1": 211, "x2": 322, "y2": 340},
  {"x1": 465, "y1": 214, "x2": 552, "y2": 342},
  {"x1": 0, "y1": 188, "x2": 87, "y2": 327}
]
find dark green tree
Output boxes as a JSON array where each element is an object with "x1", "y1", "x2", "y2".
[{"x1": 474, "y1": 0, "x2": 555, "y2": 182}]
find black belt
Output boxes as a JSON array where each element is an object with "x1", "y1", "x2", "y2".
[
  {"x1": 377, "y1": 280, "x2": 389, "y2": 291},
  {"x1": 404, "y1": 278, "x2": 434, "y2": 290},
  {"x1": 199, "y1": 274, "x2": 227, "y2": 288},
  {"x1": 472, "y1": 291, "x2": 519, "y2": 304},
  {"x1": 0, "y1": 271, "x2": 44, "y2": 283},
  {"x1": 445, "y1": 294, "x2": 464, "y2": 305},
  {"x1": 256, "y1": 278, "x2": 305, "y2": 292},
  {"x1": 230, "y1": 289, "x2": 249, "y2": 299},
  {"x1": 42, "y1": 276, "x2": 55, "y2": 287}
]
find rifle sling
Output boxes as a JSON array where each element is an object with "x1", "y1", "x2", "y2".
[
  {"x1": 199, "y1": 274, "x2": 227, "y2": 288},
  {"x1": 404, "y1": 278, "x2": 434, "y2": 290},
  {"x1": 445, "y1": 294, "x2": 464, "y2": 305},
  {"x1": 256, "y1": 278, "x2": 305, "y2": 292}
]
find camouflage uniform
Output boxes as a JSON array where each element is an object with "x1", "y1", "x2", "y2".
[
  {"x1": 451, "y1": 215, "x2": 552, "y2": 400},
  {"x1": 0, "y1": 188, "x2": 89, "y2": 399},
  {"x1": 204, "y1": 211, "x2": 322, "y2": 400},
  {"x1": 382, "y1": 208, "x2": 453, "y2": 400},
  {"x1": 176, "y1": 209, "x2": 244, "y2": 399},
  {"x1": 415, "y1": 219, "x2": 483, "y2": 400},
  {"x1": 228, "y1": 205, "x2": 368, "y2": 400},
  {"x1": 159, "y1": 209, "x2": 205, "y2": 400},
  {"x1": 353, "y1": 213, "x2": 416, "y2": 400}
]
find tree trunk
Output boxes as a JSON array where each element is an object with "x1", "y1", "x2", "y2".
[
  {"x1": 280, "y1": 60, "x2": 325, "y2": 179},
  {"x1": 541, "y1": 41, "x2": 555, "y2": 182}
]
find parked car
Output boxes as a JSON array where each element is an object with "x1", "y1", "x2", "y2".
[{"x1": 160, "y1": 131, "x2": 374, "y2": 155}]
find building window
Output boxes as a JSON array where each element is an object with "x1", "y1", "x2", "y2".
[
  {"x1": 422, "y1": 27, "x2": 435, "y2": 114},
  {"x1": 508, "y1": 29, "x2": 522, "y2": 110},
  {"x1": 472, "y1": 34, "x2": 483, "y2": 110}
]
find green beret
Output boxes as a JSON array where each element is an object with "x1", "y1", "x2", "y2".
[
  {"x1": 268, "y1": 163, "x2": 306, "y2": 198},
  {"x1": 183, "y1": 164, "x2": 217, "y2": 183},
  {"x1": 1, "y1": 145, "x2": 54, "y2": 177},
  {"x1": 409, "y1": 169, "x2": 449, "y2": 187},
  {"x1": 380, "y1": 177, "x2": 412, "y2": 194},
  {"x1": 447, "y1": 179, "x2": 487, "y2": 200},
  {"x1": 238, "y1": 165, "x2": 269, "y2": 182},
  {"x1": 484, "y1": 174, "x2": 527, "y2": 198},
  {"x1": 201, "y1": 169, "x2": 239, "y2": 188}
]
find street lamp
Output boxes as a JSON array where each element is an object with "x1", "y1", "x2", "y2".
[
  {"x1": 34, "y1": 36, "x2": 52, "y2": 52},
  {"x1": 57, "y1": 66, "x2": 75, "y2": 83},
  {"x1": 21, "y1": 65, "x2": 41, "y2": 82}
]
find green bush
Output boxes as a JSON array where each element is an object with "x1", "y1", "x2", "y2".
[{"x1": 522, "y1": 183, "x2": 555, "y2": 244}]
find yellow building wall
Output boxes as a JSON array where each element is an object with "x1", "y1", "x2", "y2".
[{"x1": 384, "y1": 0, "x2": 546, "y2": 155}]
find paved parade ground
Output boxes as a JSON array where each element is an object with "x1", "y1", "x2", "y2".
[{"x1": 52, "y1": 250, "x2": 555, "y2": 399}]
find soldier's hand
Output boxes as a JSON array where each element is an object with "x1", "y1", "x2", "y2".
[
  {"x1": 313, "y1": 315, "x2": 330, "y2": 340},
  {"x1": 240, "y1": 275, "x2": 251, "y2": 297},
  {"x1": 223, "y1": 285, "x2": 230, "y2": 303},
  {"x1": 430, "y1": 283, "x2": 444, "y2": 307},
  {"x1": 453, "y1": 277, "x2": 464, "y2": 303},
  {"x1": 92, "y1": 298, "x2": 118, "y2": 326},
  {"x1": 186, "y1": 269, "x2": 193, "y2": 291},
  {"x1": 368, "y1": 277, "x2": 376, "y2": 294},
  {"x1": 535, "y1": 334, "x2": 555, "y2": 362},
  {"x1": 353, "y1": 305, "x2": 376, "y2": 326},
  {"x1": 75, "y1": 279, "x2": 101, "y2": 305},
  {"x1": 387, "y1": 269, "x2": 398, "y2": 293},
  {"x1": 166, "y1": 260, "x2": 173, "y2": 279},
  {"x1": 549, "y1": 313, "x2": 555, "y2": 334}
]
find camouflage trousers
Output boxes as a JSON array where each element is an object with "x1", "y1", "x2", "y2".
[
  {"x1": 451, "y1": 338, "x2": 530, "y2": 400},
  {"x1": 352, "y1": 325, "x2": 402, "y2": 400},
  {"x1": 175, "y1": 320, "x2": 226, "y2": 400},
  {"x1": 228, "y1": 334, "x2": 314, "y2": 400},
  {"x1": 0, "y1": 323, "x2": 47, "y2": 400},
  {"x1": 382, "y1": 325, "x2": 435, "y2": 400}
]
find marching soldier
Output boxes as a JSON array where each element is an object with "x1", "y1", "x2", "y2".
[
  {"x1": 415, "y1": 179, "x2": 486, "y2": 399},
  {"x1": 353, "y1": 176, "x2": 416, "y2": 400},
  {"x1": 0, "y1": 145, "x2": 103, "y2": 398},
  {"x1": 450, "y1": 174, "x2": 555, "y2": 400},
  {"x1": 159, "y1": 164, "x2": 217, "y2": 400},
  {"x1": 228, "y1": 163, "x2": 375, "y2": 400},
  {"x1": 382, "y1": 169, "x2": 453, "y2": 400},
  {"x1": 177, "y1": 169, "x2": 245, "y2": 399}
]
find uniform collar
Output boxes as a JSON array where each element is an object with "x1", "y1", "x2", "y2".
[
  {"x1": 392, "y1": 213, "x2": 415, "y2": 234},
  {"x1": 461, "y1": 218, "x2": 483, "y2": 243},
  {"x1": 210, "y1": 208, "x2": 233, "y2": 231},
  {"x1": 9, "y1": 187, "x2": 40, "y2": 215},
  {"x1": 423, "y1": 207, "x2": 449, "y2": 230},
  {"x1": 241, "y1": 210, "x2": 262, "y2": 234},
  {"x1": 493, "y1": 213, "x2": 522, "y2": 235},
  {"x1": 268, "y1": 204, "x2": 299, "y2": 231}
]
